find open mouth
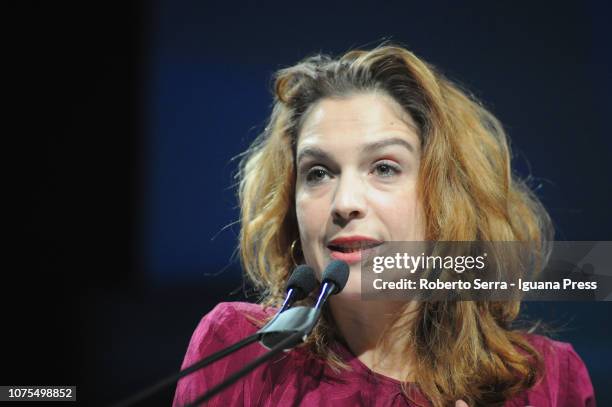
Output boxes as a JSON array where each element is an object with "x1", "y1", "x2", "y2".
[
  {"x1": 327, "y1": 241, "x2": 383, "y2": 253},
  {"x1": 326, "y1": 239, "x2": 384, "y2": 264}
]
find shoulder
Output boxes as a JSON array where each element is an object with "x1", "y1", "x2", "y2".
[
  {"x1": 522, "y1": 332, "x2": 578, "y2": 370},
  {"x1": 523, "y1": 333, "x2": 591, "y2": 380},
  {"x1": 173, "y1": 302, "x2": 278, "y2": 406},
  {"x1": 202, "y1": 301, "x2": 274, "y2": 325},
  {"x1": 180, "y1": 301, "x2": 277, "y2": 368},
  {"x1": 523, "y1": 332, "x2": 574, "y2": 355},
  {"x1": 191, "y1": 302, "x2": 276, "y2": 345},
  {"x1": 514, "y1": 333, "x2": 595, "y2": 407}
]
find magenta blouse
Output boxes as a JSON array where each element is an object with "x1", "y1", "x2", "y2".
[{"x1": 173, "y1": 302, "x2": 595, "y2": 407}]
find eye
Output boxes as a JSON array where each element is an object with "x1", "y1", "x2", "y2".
[
  {"x1": 305, "y1": 166, "x2": 331, "y2": 184},
  {"x1": 372, "y1": 161, "x2": 401, "y2": 178}
]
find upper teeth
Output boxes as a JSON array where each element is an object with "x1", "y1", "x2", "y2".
[{"x1": 331, "y1": 241, "x2": 380, "y2": 249}]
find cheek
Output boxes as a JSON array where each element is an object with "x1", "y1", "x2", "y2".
[
  {"x1": 295, "y1": 196, "x2": 307, "y2": 235},
  {"x1": 295, "y1": 196, "x2": 325, "y2": 275},
  {"x1": 373, "y1": 186, "x2": 425, "y2": 240},
  {"x1": 295, "y1": 193, "x2": 324, "y2": 242}
]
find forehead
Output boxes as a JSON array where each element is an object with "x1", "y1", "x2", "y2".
[{"x1": 297, "y1": 92, "x2": 420, "y2": 150}]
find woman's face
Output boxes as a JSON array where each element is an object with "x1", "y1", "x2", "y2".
[{"x1": 295, "y1": 92, "x2": 426, "y2": 298}]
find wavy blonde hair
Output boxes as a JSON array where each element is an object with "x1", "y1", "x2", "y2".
[{"x1": 237, "y1": 44, "x2": 553, "y2": 407}]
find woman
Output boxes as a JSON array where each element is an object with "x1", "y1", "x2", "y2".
[{"x1": 173, "y1": 45, "x2": 595, "y2": 406}]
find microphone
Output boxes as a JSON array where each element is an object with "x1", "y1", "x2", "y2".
[
  {"x1": 278, "y1": 264, "x2": 318, "y2": 313},
  {"x1": 259, "y1": 265, "x2": 316, "y2": 330},
  {"x1": 259, "y1": 260, "x2": 349, "y2": 348},
  {"x1": 314, "y1": 260, "x2": 350, "y2": 309}
]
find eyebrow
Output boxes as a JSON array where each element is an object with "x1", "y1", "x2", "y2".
[
  {"x1": 296, "y1": 137, "x2": 415, "y2": 165},
  {"x1": 362, "y1": 137, "x2": 415, "y2": 154}
]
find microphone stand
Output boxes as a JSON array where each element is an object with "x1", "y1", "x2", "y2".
[
  {"x1": 111, "y1": 334, "x2": 260, "y2": 407},
  {"x1": 184, "y1": 330, "x2": 304, "y2": 407},
  {"x1": 111, "y1": 306, "x2": 317, "y2": 407},
  {"x1": 183, "y1": 305, "x2": 325, "y2": 406}
]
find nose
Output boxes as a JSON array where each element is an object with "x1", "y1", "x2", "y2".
[{"x1": 331, "y1": 171, "x2": 367, "y2": 224}]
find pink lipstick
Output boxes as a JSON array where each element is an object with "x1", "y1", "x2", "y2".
[{"x1": 327, "y1": 235, "x2": 383, "y2": 264}]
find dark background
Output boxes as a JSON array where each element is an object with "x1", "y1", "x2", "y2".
[{"x1": 7, "y1": 1, "x2": 611, "y2": 406}]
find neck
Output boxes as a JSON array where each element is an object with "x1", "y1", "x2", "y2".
[{"x1": 329, "y1": 297, "x2": 418, "y2": 380}]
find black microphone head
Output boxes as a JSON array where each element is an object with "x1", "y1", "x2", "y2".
[
  {"x1": 322, "y1": 260, "x2": 350, "y2": 294},
  {"x1": 286, "y1": 265, "x2": 317, "y2": 301}
]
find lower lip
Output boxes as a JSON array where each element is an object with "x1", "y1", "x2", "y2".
[{"x1": 329, "y1": 246, "x2": 380, "y2": 264}]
